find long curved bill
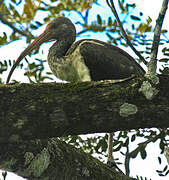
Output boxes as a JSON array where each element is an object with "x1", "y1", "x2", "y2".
[{"x1": 6, "y1": 30, "x2": 51, "y2": 84}]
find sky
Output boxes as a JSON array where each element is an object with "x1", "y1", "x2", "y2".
[{"x1": 0, "y1": 0, "x2": 169, "y2": 179}]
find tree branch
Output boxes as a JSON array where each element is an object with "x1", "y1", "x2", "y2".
[
  {"x1": 147, "y1": 0, "x2": 169, "y2": 76},
  {"x1": 0, "y1": 11, "x2": 31, "y2": 37},
  {"x1": 0, "y1": 138, "x2": 134, "y2": 180},
  {"x1": 125, "y1": 146, "x2": 130, "y2": 176},
  {"x1": 0, "y1": 76, "x2": 169, "y2": 142},
  {"x1": 106, "y1": 0, "x2": 147, "y2": 65}
]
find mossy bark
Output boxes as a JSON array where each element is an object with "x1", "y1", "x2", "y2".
[
  {"x1": 0, "y1": 76, "x2": 169, "y2": 142},
  {"x1": 0, "y1": 76, "x2": 169, "y2": 179},
  {"x1": 0, "y1": 138, "x2": 134, "y2": 180}
]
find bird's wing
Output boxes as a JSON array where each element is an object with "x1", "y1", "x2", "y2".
[{"x1": 72, "y1": 39, "x2": 145, "y2": 81}]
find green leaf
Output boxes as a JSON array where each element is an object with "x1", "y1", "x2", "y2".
[
  {"x1": 123, "y1": 137, "x2": 129, "y2": 147},
  {"x1": 165, "y1": 170, "x2": 169, "y2": 176},
  {"x1": 147, "y1": 16, "x2": 152, "y2": 24},
  {"x1": 159, "y1": 140, "x2": 165, "y2": 152},
  {"x1": 130, "y1": 148, "x2": 139, "y2": 158},
  {"x1": 113, "y1": 140, "x2": 122, "y2": 147},
  {"x1": 2, "y1": 171, "x2": 7, "y2": 179},
  {"x1": 160, "y1": 67, "x2": 169, "y2": 75},
  {"x1": 0, "y1": 32, "x2": 7, "y2": 45},
  {"x1": 158, "y1": 156, "x2": 162, "y2": 164},
  {"x1": 113, "y1": 142, "x2": 123, "y2": 152},
  {"x1": 132, "y1": 24, "x2": 135, "y2": 30},
  {"x1": 140, "y1": 149, "x2": 147, "y2": 160},
  {"x1": 131, "y1": 134, "x2": 136, "y2": 142},
  {"x1": 117, "y1": 131, "x2": 123, "y2": 139},
  {"x1": 30, "y1": 24, "x2": 38, "y2": 29},
  {"x1": 130, "y1": 15, "x2": 141, "y2": 21},
  {"x1": 120, "y1": 42, "x2": 128, "y2": 47},
  {"x1": 159, "y1": 58, "x2": 169, "y2": 63},
  {"x1": 140, "y1": 12, "x2": 143, "y2": 16},
  {"x1": 35, "y1": 21, "x2": 43, "y2": 27},
  {"x1": 10, "y1": 32, "x2": 19, "y2": 41},
  {"x1": 162, "y1": 47, "x2": 169, "y2": 53},
  {"x1": 156, "y1": 170, "x2": 162, "y2": 173},
  {"x1": 161, "y1": 29, "x2": 168, "y2": 34},
  {"x1": 97, "y1": 14, "x2": 102, "y2": 25},
  {"x1": 126, "y1": 3, "x2": 136, "y2": 8},
  {"x1": 118, "y1": 0, "x2": 125, "y2": 12},
  {"x1": 23, "y1": 0, "x2": 35, "y2": 20},
  {"x1": 11, "y1": 0, "x2": 16, "y2": 3},
  {"x1": 106, "y1": 33, "x2": 113, "y2": 40},
  {"x1": 163, "y1": 165, "x2": 168, "y2": 172},
  {"x1": 108, "y1": 17, "x2": 113, "y2": 26},
  {"x1": 164, "y1": 53, "x2": 169, "y2": 56}
]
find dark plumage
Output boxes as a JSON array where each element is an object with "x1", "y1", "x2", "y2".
[
  {"x1": 6, "y1": 16, "x2": 145, "y2": 83},
  {"x1": 72, "y1": 39, "x2": 144, "y2": 80}
]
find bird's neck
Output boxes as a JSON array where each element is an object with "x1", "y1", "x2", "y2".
[{"x1": 48, "y1": 38, "x2": 74, "y2": 59}]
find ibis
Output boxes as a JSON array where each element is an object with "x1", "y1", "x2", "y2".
[{"x1": 6, "y1": 17, "x2": 144, "y2": 83}]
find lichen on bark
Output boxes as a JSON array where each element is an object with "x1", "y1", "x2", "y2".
[{"x1": 119, "y1": 103, "x2": 138, "y2": 117}]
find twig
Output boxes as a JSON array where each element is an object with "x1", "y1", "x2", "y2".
[
  {"x1": 124, "y1": 146, "x2": 130, "y2": 176},
  {"x1": 148, "y1": 0, "x2": 169, "y2": 75},
  {"x1": 164, "y1": 146, "x2": 169, "y2": 164},
  {"x1": 107, "y1": 133, "x2": 113, "y2": 163},
  {"x1": 107, "y1": 133, "x2": 125, "y2": 175},
  {"x1": 0, "y1": 11, "x2": 31, "y2": 37},
  {"x1": 106, "y1": 0, "x2": 147, "y2": 65}
]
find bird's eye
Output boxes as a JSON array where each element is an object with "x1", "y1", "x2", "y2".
[
  {"x1": 46, "y1": 23, "x2": 56, "y2": 30},
  {"x1": 50, "y1": 23, "x2": 57, "y2": 29}
]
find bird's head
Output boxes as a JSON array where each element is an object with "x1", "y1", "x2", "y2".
[{"x1": 6, "y1": 17, "x2": 76, "y2": 83}]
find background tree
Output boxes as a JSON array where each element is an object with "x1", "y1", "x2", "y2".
[{"x1": 0, "y1": 0, "x2": 169, "y2": 179}]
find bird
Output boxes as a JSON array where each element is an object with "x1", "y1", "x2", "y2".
[
  {"x1": 6, "y1": 16, "x2": 145, "y2": 83},
  {"x1": 6, "y1": 16, "x2": 145, "y2": 166}
]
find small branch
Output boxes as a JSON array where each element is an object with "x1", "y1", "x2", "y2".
[
  {"x1": 0, "y1": 11, "x2": 31, "y2": 37},
  {"x1": 164, "y1": 146, "x2": 169, "y2": 164},
  {"x1": 147, "y1": 0, "x2": 169, "y2": 76},
  {"x1": 125, "y1": 146, "x2": 130, "y2": 176},
  {"x1": 106, "y1": 0, "x2": 147, "y2": 65},
  {"x1": 107, "y1": 133, "x2": 113, "y2": 163}
]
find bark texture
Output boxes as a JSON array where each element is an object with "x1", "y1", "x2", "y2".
[
  {"x1": 0, "y1": 138, "x2": 133, "y2": 180},
  {"x1": 0, "y1": 76, "x2": 169, "y2": 143},
  {"x1": 0, "y1": 76, "x2": 169, "y2": 179}
]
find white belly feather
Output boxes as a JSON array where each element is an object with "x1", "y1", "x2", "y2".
[{"x1": 48, "y1": 46, "x2": 91, "y2": 82}]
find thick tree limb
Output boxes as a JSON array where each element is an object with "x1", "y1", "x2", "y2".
[
  {"x1": 0, "y1": 138, "x2": 134, "y2": 180},
  {"x1": 0, "y1": 76, "x2": 169, "y2": 143}
]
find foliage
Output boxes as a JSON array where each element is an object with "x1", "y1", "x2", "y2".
[
  {"x1": 0, "y1": 171, "x2": 7, "y2": 180},
  {"x1": 0, "y1": 0, "x2": 169, "y2": 179}
]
